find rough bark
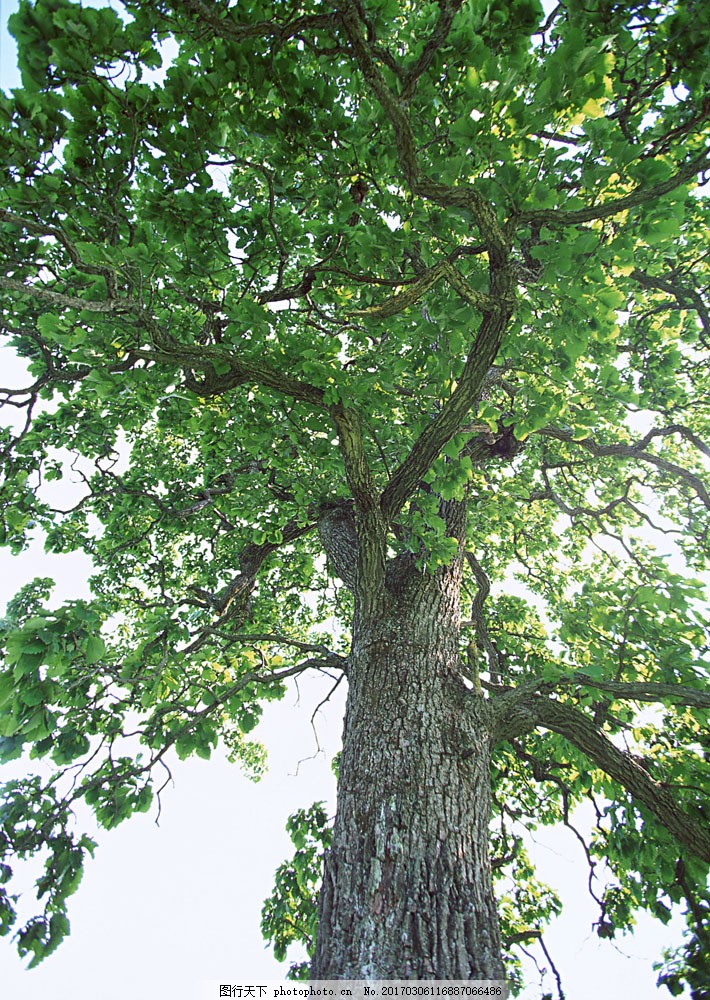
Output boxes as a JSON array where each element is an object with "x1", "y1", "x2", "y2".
[{"x1": 312, "y1": 511, "x2": 503, "y2": 979}]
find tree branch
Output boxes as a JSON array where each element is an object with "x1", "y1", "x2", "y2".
[
  {"x1": 0, "y1": 275, "x2": 134, "y2": 314},
  {"x1": 464, "y1": 550, "x2": 501, "y2": 682},
  {"x1": 173, "y1": 2, "x2": 336, "y2": 45},
  {"x1": 0, "y1": 208, "x2": 120, "y2": 296},
  {"x1": 337, "y1": 6, "x2": 509, "y2": 264},
  {"x1": 1, "y1": 272, "x2": 328, "y2": 410},
  {"x1": 318, "y1": 501, "x2": 359, "y2": 590},
  {"x1": 133, "y1": 330, "x2": 327, "y2": 408},
  {"x1": 632, "y1": 267, "x2": 710, "y2": 346},
  {"x1": 539, "y1": 425, "x2": 710, "y2": 509},
  {"x1": 353, "y1": 259, "x2": 498, "y2": 319},
  {"x1": 183, "y1": 519, "x2": 315, "y2": 653},
  {"x1": 520, "y1": 149, "x2": 709, "y2": 227},
  {"x1": 400, "y1": 0, "x2": 464, "y2": 102},
  {"x1": 531, "y1": 697, "x2": 710, "y2": 863},
  {"x1": 380, "y1": 307, "x2": 512, "y2": 522},
  {"x1": 329, "y1": 404, "x2": 379, "y2": 512},
  {"x1": 329, "y1": 405, "x2": 387, "y2": 601},
  {"x1": 568, "y1": 675, "x2": 710, "y2": 710}
]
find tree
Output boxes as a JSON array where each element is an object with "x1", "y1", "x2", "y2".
[{"x1": 0, "y1": 0, "x2": 708, "y2": 990}]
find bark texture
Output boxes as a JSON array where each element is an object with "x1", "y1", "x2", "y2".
[{"x1": 312, "y1": 518, "x2": 503, "y2": 979}]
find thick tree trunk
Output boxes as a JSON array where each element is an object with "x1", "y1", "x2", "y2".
[{"x1": 311, "y1": 540, "x2": 504, "y2": 979}]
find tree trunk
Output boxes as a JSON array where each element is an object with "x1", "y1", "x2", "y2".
[{"x1": 311, "y1": 535, "x2": 504, "y2": 979}]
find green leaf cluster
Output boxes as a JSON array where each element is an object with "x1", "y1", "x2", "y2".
[{"x1": 260, "y1": 803, "x2": 332, "y2": 979}]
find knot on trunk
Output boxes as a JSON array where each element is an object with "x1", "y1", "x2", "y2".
[{"x1": 318, "y1": 501, "x2": 358, "y2": 589}]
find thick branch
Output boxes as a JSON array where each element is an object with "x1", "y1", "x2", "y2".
[
  {"x1": 464, "y1": 550, "x2": 501, "y2": 682},
  {"x1": 411, "y1": 178, "x2": 510, "y2": 267},
  {"x1": 532, "y1": 697, "x2": 710, "y2": 863},
  {"x1": 133, "y1": 323, "x2": 326, "y2": 407},
  {"x1": 334, "y1": 8, "x2": 517, "y2": 526},
  {"x1": 330, "y1": 404, "x2": 379, "y2": 512},
  {"x1": 175, "y1": 3, "x2": 336, "y2": 44},
  {"x1": 2, "y1": 271, "x2": 327, "y2": 408},
  {"x1": 569, "y1": 675, "x2": 710, "y2": 709},
  {"x1": 338, "y1": 6, "x2": 420, "y2": 186},
  {"x1": 0, "y1": 208, "x2": 120, "y2": 296},
  {"x1": 353, "y1": 260, "x2": 498, "y2": 319},
  {"x1": 184, "y1": 519, "x2": 314, "y2": 653},
  {"x1": 318, "y1": 502, "x2": 359, "y2": 590},
  {"x1": 329, "y1": 406, "x2": 387, "y2": 601},
  {"x1": 400, "y1": 0, "x2": 464, "y2": 102},
  {"x1": 0, "y1": 275, "x2": 134, "y2": 314},
  {"x1": 521, "y1": 150, "x2": 709, "y2": 228},
  {"x1": 381, "y1": 307, "x2": 512, "y2": 522}
]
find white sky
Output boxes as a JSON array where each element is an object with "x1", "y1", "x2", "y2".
[{"x1": 0, "y1": 2, "x2": 689, "y2": 997}]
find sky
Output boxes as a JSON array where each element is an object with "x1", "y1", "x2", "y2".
[{"x1": 0, "y1": 2, "x2": 691, "y2": 998}]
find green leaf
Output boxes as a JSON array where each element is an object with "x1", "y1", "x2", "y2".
[{"x1": 84, "y1": 636, "x2": 105, "y2": 666}]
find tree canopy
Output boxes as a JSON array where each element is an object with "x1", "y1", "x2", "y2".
[{"x1": 0, "y1": 0, "x2": 708, "y2": 992}]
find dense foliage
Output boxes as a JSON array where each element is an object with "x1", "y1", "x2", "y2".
[{"x1": 0, "y1": 0, "x2": 708, "y2": 992}]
